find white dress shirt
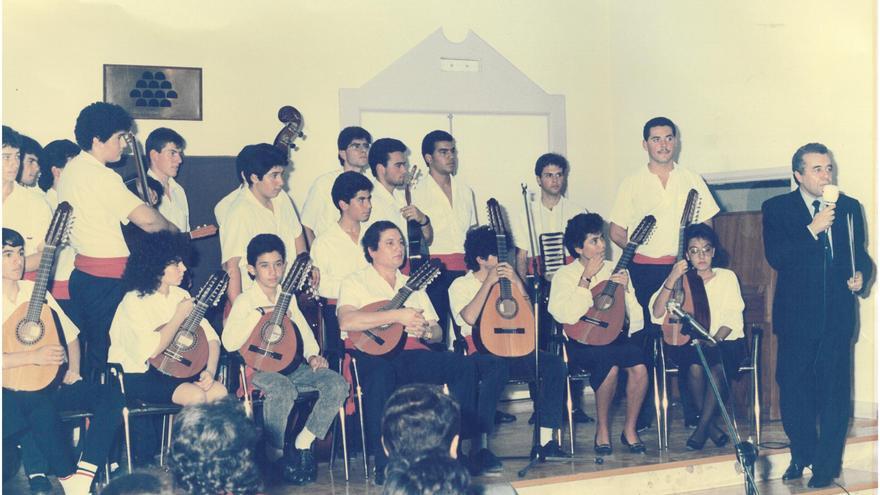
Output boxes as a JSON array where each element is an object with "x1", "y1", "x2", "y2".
[
  {"x1": 448, "y1": 271, "x2": 483, "y2": 338},
  {"x1": 149, "y1": 170, "x2": 190, "y2": 232},
  {"x1": 548, "y1": 258, "x2": 644, "y2": 335},
  {"x1": 219, "y1": 188, "x2": 303, "y2": 292},
  {"x1": 337, "y1": 265, "x2": 438, "y2": 339},
  {"x1": 3, "y1": 182, "x2": 53, "y2": 259},
  {"x1": 221, "y1": 284, "x2": 320, "y2": 359},
  {"x1": 56, "y1": 152, "x2": 144, "y2": 258},
  {"x1": 214, "y1": 185, "x2": 245, "y2": 228},
  {"x1": 108, "y1": 286, "x2": 219, "y2": 373},
  {"x1": 609, "y1": 164, "x2": 719, "y2": 258},
  {"x1": 512, "y1": 195, "x2": 588, "y2": 256},
  {"x1": 300, "y1": 168, "x2": 345, "y2": 237},
  {"x1": 411, "y1": 175, "x2": 477, "y2": 255},
  {"x1": 310, "y1": 222, "x2": 369, "y2": 300},
  {"x1": 649, "y1": 267, "x2": 745, "y2": 340},
  {"x1": 3, "y1": 280, "x2": 79, "y2": 343},
  {"x1": 365, "y1": 176, "x2": 409, "y2": 242}
]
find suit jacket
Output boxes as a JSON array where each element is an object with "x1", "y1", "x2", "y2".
[{"x1": 762, "y1": 190, "x2": 872, "y2": 340}]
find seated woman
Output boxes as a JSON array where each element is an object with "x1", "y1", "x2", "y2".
[
  {"x1": 649, "y1": 223, "x2": 746, "y2": 450},
  {"x1": 548, "y1": 213, "x2": 649, "y2": 455},
  {"x1": 108, "y1": 231, "x2": 227, "y2": 405}
]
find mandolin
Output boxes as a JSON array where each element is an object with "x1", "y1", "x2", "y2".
[
  {"x1": 148, "y1": 271, "x2": 229, "y2": 378},
  {"x1": 347, "y1": 260, "x2": 441, "y2": 357},
  {"x1": 239, "y1": 253, "x2": 312, "y2": 372},
  {"x1": 474, "y1": 199, "x2": 536, "y2": 357},
  {"x1": 564, "y1": 215, "x2": 656, "y2": 345},
  {"x1": 662, "y1": 189, "x2": 710, "y2": 346},
  {"x1": 404, "y1": 165, "x2": 428, "y2": 272},
  {"x1": 3, "y1": 202, "x2": 74, "y2": 391}
]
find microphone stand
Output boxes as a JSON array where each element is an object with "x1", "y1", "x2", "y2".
[
  {"x1": 517, "y1": 184, "x2": 548, "y2": 477},
  {"x1": 668, "y1": 304, "x2": 759, "y2": 495}
]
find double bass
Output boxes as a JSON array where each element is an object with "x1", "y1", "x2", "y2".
[{"x1": 661, "y1": 189, "x2": 710, "y2": 346}]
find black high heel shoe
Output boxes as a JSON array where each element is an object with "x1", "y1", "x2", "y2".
[
  {"x1": 594, "y1": 434, "x2": 612, "y2": 455},
  {"x1": 686, "y1": 430, "x2": 707, "y2": 451},
  {"x1": 620, "y1": 432, "x2": 646, "y2": 453},
  {"x1": 710, "y1": 424, "x2": 729, "y2": 447}
]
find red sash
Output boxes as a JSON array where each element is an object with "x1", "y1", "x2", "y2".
[
  {"x1": 632, "y1": 254, "x2": 676, "y2": 265},
  {"x1": 74, "y1": 255, "x2": 127, "y2": 279},
  {"x1": 430, "y1": 253, "x2": 467, "y2": 272},
  {"x1": 50, "y1": 280, "x2": 70, "y2": 300}
]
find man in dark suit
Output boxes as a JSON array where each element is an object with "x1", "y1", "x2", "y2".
[{"x1": 762, "y1": 142, "x2": 872, "y2": 488}]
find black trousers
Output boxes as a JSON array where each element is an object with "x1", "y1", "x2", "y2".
[
  {"x1": 5, "y1": 380, "x2": 124, "y2": 476},
  {"x1": 350, "y1": 348, "x2": 477, "y2": 471},
  {"x1": 68, "y1": 270, "x2": 126, "y2": 377},
  {"x1": 777, "y1": 334, "x2": 852, "y2": 478}
]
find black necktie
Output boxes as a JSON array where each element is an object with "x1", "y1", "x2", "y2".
[{"x1": 813, "y1": 200, "x2": 832, "y2": 263}]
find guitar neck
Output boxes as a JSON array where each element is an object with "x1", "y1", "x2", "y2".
[
  {"x1": 25, "y1": 245, "x2": 58, "y2": 323},
  {"x1": 384, "y1": 287, "x2": 414, "y2": 311},
  {"x1": 496, "y1": 233, "x2": 513, "y2": 299},
  {"x1": 270, "y1": 291, "x2": 295, "y2": 326},
  {"x1": 602, "y1": 240, "x2": 639, "y2": 295}
]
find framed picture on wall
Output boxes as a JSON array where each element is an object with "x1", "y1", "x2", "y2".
[{"x1": 104, "y1": 64, "x2": 202, "y2": 120}]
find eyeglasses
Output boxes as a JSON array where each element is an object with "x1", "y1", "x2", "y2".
[
  {"x1": 687, "y1": 246, "x2": 715, "y2": 257},
  {"x1": 348, "y1": 143, "x2": 370, "y2": 151}
]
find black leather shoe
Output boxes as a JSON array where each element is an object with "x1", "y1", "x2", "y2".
[
  {"x1": 620, "y1": 432, "x2": 646, "y2": 453},
  {"x1": 495, "y1": 410, "x2": 516, "y2": 425},
  {"x1": 572, "y1": 408, "x2": 595, "y2": 424},
  {"x1": 27, "y1": 475, "x2": 53, "y2": 495},
  {"x1": 781, "y1": 462, "x2": 805, "y2": 481},
  {"x1": 807, "y1": 474, "x2": 832, "y2": 488},
  {"x1": 469, "y1": 448, "x2": 503, "y2": 475},
  {"x1": 374, "y1": 466, "x2": 386, "y2": 486},
  {"x1": 593, "y1": 435, "x2": 612, "y2": 455},
  {"x1": 298, "y1": 448, "x2": 317, "y2": 483},
  {"x1": 276, "y1": 452, "x2": 304, "y2": 485},
  {"x1": 540, "y1": 441, "x2": 573, "y2": 461}
]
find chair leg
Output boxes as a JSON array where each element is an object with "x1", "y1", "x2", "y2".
[
  {"x1": 752, "y1": 366, "x2": 761, "y2": 446},
  {"x1": 122, "y1": 408, "x2": 133, "y2": 474},
  {"x1": 352, "y1": 358, "x2": 369, "y2": 480},
  {"x1": 339, "y1": 407, "x2": 350, "y2": 481}
]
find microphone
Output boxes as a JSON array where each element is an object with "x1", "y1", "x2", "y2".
[
  {"x1": 822, "y1": 184, "x2": 839, "y2": 206},
  {"x1": 666, "y1": 302, "x2": 717, "y2": 344}
]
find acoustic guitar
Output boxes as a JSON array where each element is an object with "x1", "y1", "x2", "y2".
[
  {"x1": 564, "y1": 215, "x2": 656, "y2": 345},
  {"x1": 474, "y1": 199, "x2": 536, "y2": 357},
  {"x1": 3, "y1": 202, "x2": 74, "y2": 391},
  {"x1": 122, "y1": 133, "x2": 217, "y2": 241},
  {"x1": 148, "y1": 271, "x2": 229, "y2": 378},
  {"x1": 239, "y1": 253, "x2": 312, "y2": 372},
  {"x1": 662, "y1": 189, "x2": 711, "y2": 346},
  {"x1": 404, "y1": 165, "x2": 428, "y2": 272},
  {"x1": 347, "y1": 260, "x2": 441, "y2": 356}
]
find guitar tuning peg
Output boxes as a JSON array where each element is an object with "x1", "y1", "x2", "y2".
[
  {"x1": 292, "y1": 144, "x2": 299, "y2": 151},
  {"x1": 299, "y1": 132, "x2": 306, "y2": 140}
]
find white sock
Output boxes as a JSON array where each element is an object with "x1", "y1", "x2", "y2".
[
  {"x1": 294, "y1": 428, "x2": 316, "y2": 450},
  {"x1": 28, "y1": 473, "x2": 47, "y2": 480},
  {"x1": 59, "y1": 461, "x2": 97, "y2": 495},
  {"x1": 540, "y1": 427, "x2": 554, "y2": 446}
]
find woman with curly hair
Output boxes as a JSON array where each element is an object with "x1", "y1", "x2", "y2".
[
  {"x1": 168, "y1": 397, "x2": 263, "y2": 495},
  {"x1": 107, "y1": 231, "x2": 227, "y2": 405}
]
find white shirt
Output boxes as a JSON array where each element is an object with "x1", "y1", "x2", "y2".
[
  {"x1": 310, "y1": 222, "x2": 369, "y2": 299},
  {"x1": 300, "y1": 169, "x2": 345, "y2": 237},
  {"x1": 512, "y1": 195, "x2": 588, "y2": 256},
  {"x1": 448, "y1": 271, "x2": 483, "y2": 338},
  {"x1": 221, "y1": 284, "x2": 320, "y2": 359},
  {"x1": 411, "y1": 175, "x2": 477, "y2": 255},
  {"x1": 214, "y1": 185, "x2": 245, "y2": 228},
  {"x1": 337, "y1": 265, "x2": 438, "y2": 339},
  {"x1": 219, "y1": 188, "x2": 303, "y2": 292},
  {"x1": 108, "y1": 286, "x2": 220, "y2": 373},
  {"x1": 648, "y1": 267, "x2": 745, "y2": 341},
  {"x1": 57, "y1": 152, "x2": 144, "y2": 258},
  {"x1": 3, "y1": 182, "x2": 53, "y2": 259},
  {"x1": 3, "y1": 280, "x2": 79, "y2": 344},
  {"x1": 365, "y1": 176, "x2": 409, "y2": 242},
  {"x1": 149, "y1": 170, "x2": 190, "y2": 232},
  {"x1": 609, "y1": 164, "x2": 720, "y2": 258},
  {"x1": 548, "y1": 258, "x2": 644, "y2": 335},
  {"x1": 44, "y1": 188, "x2": 58, "y2": 210}
]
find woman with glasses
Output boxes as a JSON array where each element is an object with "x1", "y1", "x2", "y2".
[{"x1": 649, "y1": 223, "x2": 746, "y2": 450}]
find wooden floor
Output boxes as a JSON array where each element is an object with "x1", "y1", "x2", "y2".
[{"x1": 4, "y1": 392, "x2": 876, "y2": 494}]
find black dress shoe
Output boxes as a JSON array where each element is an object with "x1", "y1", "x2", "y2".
[
  {"x1": 620, "y1": 432, "x2": 646, "y2": 453},
  {"x1": 594, "y1": 435, "x2": 612, "y2": 455},
  {"x1": 298, "y1": 448, "x2": 317, "y2": 483},
  {"x1": 808, "y1": 474, "x2": 832, "y2": 488},
  {"x1": 374, "y1": 466, "x2": 386, "y2": 486},
  {"x1": 470, "y1": 448, "x2": 503, "y2": 475},
  {"x1": 572, "y1": 408, "x2": 595, "y2": 423},
  {"x1": 781, "y1": 462, "x2": 805, "y2": 481},
  {"x1": 495, "y1": 410, "x2": 516, "y2": 425},
  {"x1": 27, "y1": 475, "x2": 53, "y2": 495},
  {"x1": 540, "y1": 441, "x2": 573, "y2": 460}
]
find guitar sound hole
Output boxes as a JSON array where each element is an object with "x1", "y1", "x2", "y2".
[
  {"x1": 261, "y1": 324, "x2": 284, "y2": 344},
  {"x1": 175, "y1": 333, "x2": 196, "y2": 351},
  {"x1": 16, "y1": 321, "x2": 45, "y2": 345},
  {"x1": 595, "y1": 294, "x2": 614, "y2": 311},
  {"x1": 496, "y1": 298, "x2": 518, "y2": 319}
]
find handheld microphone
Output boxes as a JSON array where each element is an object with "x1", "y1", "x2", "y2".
[
  {"x1": 667, "y1": 302, "x2": 717, "y2": 344},
  {"x1": 822, "y1": 184, "x2": 839, "y2": 206}
]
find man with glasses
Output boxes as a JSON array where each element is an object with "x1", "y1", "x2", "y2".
[
  {"x1": 301, "y1": 126, "x2": 372, "y2": 244},
  {"x1": 607, "y1": 117, "x2": 719, "y2": 430}
]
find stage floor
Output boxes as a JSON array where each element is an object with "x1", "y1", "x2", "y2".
[{"x1": 4, "y1": 390, "x2": 876, "y2": 494}]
